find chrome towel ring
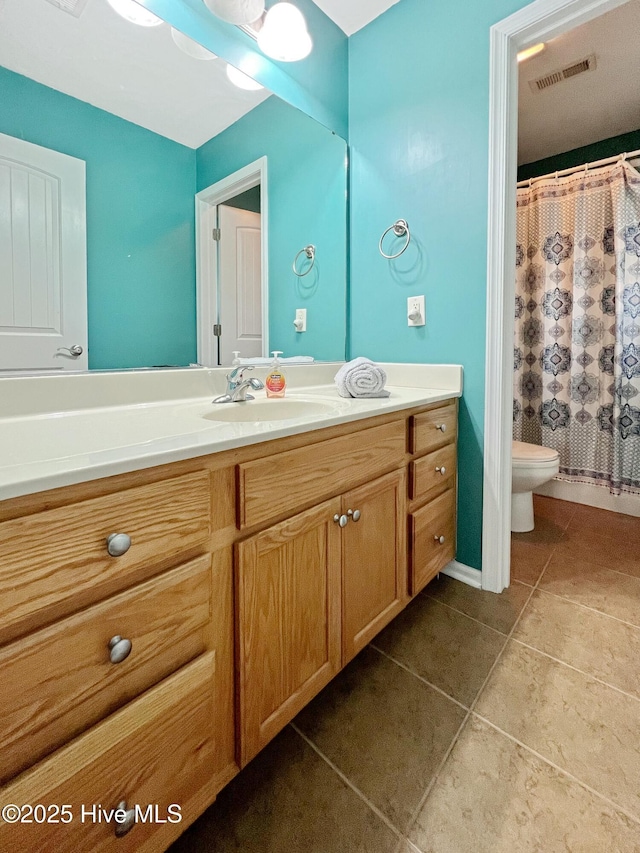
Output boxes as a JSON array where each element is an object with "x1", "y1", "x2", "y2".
[
  {"x1": 379, "y1": 219, "x2": 410, "y2": 259},
  {"x1": 293, "y1": 245, "x2": 316, "y2": 277}
]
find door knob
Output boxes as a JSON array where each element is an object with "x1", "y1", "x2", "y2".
[
  {"x1": 56, "y1": 344, "x2": 83, "y2": 358},
  {"x1": 436, "y1": 466, "x2": 446, "y2": 475},
  {"x1": 434, "y1": 535, "x2": 446, "y2": 544},
  {"x1": 333, "y1": 513, "x2": 348, "y2": 528},
  {"x1": 347, "y1": 509, "x2": 361, "y2": 522},
  {"x1": 436, "y1": 423, "x2": 447, "y2": 432}
]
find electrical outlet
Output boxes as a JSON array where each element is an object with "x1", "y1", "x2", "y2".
[
  {"x1": 407, "y1": 295, "x2": 425, "y2": 327},
  {"x1": 294, "y1": 308, "x2": 307, "y2": 332}
]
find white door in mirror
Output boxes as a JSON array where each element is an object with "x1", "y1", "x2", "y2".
[
  {"x1": 219, "y1": 205, "x2": 262, "y2": 365},
  {"x1": 0, "y1": 133, "x2": 87, "y2": 370}
]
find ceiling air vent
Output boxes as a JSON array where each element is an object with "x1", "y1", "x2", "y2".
[
  {"x1": 43, "y1": 0, "x2": 89, "y2": 17},
  {"x1": 529, "y1": 54, "x2": 597, "y2": 92}
]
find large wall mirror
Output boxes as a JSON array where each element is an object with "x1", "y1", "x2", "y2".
[{"x1": 0, "y1": 0, "x2": 347, "y2": 371}]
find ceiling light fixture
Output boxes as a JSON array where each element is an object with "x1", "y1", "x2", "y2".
[
  {"x1": 256, "y1": 3, "x2": 312, "y2": 61},
  {"x1": 203, "y1": 0, "x2": 265, "y2": 25},
  {"x1": 226, "y1": 64, "x2": 265, "y2": 91},
  {"x1": 171, "y1": 27, "x2": 218, "y2": 60},
  {"x1": 517, "y1": 42, "x2": 545, "y2": 63},
  {"x1": 105, "y1": 0, "x2": 163, "y2": 27}
]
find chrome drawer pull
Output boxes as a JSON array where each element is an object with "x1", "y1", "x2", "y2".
[
  {"x1": 114, "y1": 800, "x2": 136, "y2": 838},
  {"x1": 333, "y1": 513, "x2": 349, "y2": 528},
  {"x1": 436, "y1": 423, "x2": 447, "y2": 432},
  {"x1": 434, "y1": 535, "x2": 446, "y2": 545},
  {"x1": 109, "y1": 635, "x2": 132, "y2": 664},
  {"x1": 436, "y1": 466, "x2": 446, "y2": 475},
  {"x1": 347, "y1": 509, "x2": 361, "y2": 522},
  {"x1": 107, "y1": 533, "x2": 132, "y2": 557}
]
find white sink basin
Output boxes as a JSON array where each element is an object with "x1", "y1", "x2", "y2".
[{"x1": 203, "y1": 398, "x2": 339, "y2": 423}]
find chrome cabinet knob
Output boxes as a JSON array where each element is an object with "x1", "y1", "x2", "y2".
[
  {"x1": 436, "y1": 423, "x2": 447, "y2": 432},
  {"x1": 113, "y1": 801, "x2": 136, "y2": 837},
  {"x1": 436, "y1": 466, "x2": 446, "y2": 475},
  {"x1": 333, "y1": 513, "x2": 349, "y2": 528},
  {"x1": 434, "y1": 535, "x2": 446, "y2": 545},
  {"x1": 107, "y1": 533, "x2": 132, "y2": 557},
  {"x1": 109, "y1": 635, "x2": 132, "y2": 664},
  {"x1": 347, "y1": 509, "x2": 361, "y2": 522}
]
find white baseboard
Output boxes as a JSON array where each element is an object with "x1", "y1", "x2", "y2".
[
  {"x1": 535, "y1": 478, "x2": 640, "y2": 517},
  {"x1": 442, "y1": 560, "x2": 482, "y2": 589}
]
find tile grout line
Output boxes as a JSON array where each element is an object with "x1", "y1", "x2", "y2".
[
  {"x1": 509, "y1": 636, "x2": 640, "y2": 705},
  {"x1": 292, "y1": 563, "x2": 538, "y2": 852},
  {"x1": 419, "y1": 593, "x2": 511, "y2": 637},
  {"x1": 402, "y1": 564, "x2": 547, "y2": 851},
  {"x1": 472, "y1": 711, "x2": 640, "y2": 828},
  {"x1": 392, "y1": 707, "x2": 473, "y2": 853},
  {"x1": 530, "y1": 585, "x2": 640, "y2": 630},
  {"x1": 289, "y1": 723, "x2": 402, "y2": 843},
  {"x1": 369, "y1": 644, "x2": 470, "y2": 713}
]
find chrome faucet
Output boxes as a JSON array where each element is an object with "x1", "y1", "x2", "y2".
[{"x1": 212, "y1": 366, "x2": 264, "y2": 404}]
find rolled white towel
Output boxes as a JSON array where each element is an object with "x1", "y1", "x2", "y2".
[{"x1": 334, "y1": 357, "x2": 390, "y2": 398}]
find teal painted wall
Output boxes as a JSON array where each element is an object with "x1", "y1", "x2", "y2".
[
  {"x1": 518, "y1": 127, "x2": 640, "y2": 181},
  {"x1": 348, "y1": 0, "x2": 526, "y2": 571},
  {"x1": 138, "y1": 0, "x2": 348, "y2": 139},
  {"x1": 0, "y1": 66, "x2": 197, "y2": 370},
  {"x1": 196, "y1": 96, "x2": 347, "y2": 361}
]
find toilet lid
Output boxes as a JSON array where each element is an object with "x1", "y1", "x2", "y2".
[{"x1": 512, "y1": 440, "x2": 559, "y2": 463}]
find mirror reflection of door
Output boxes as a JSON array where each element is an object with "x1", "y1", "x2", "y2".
[
  {"x1": 0, "y1": 132, "x2": 87, "y2": 371},
  {"x1": 218, "y1": 191, "x2": 262, "y2": 365}
]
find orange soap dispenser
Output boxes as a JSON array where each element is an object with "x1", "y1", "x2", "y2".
[{"x1": 265, "y1": 351, "x2": 287, "y2": 398}]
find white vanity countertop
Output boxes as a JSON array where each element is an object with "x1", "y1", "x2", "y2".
[{"x1": 0, "y1": 363, "x2": 463, "y2": 501}]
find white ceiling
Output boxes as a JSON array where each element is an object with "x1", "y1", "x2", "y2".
[
  {"x1": 518, "y1": 0, "x2": 640, "y2": 165},
  {"x1": 0, "y1": 0, "x2": 402, "y2": 149},
  {"x1": 311, "y1": 0, "x2": 400, "y2": 36},
  {"x1": 0, "y1": 0, "x2": 270, "y2": 148}
]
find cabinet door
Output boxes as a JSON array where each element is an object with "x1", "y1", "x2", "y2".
[
  {"x1": 236, "y1": 498, "x2": 342, "y2": 766},
  {"x1": 342, "y1": 470, "x2": 407, "y2": 664}
]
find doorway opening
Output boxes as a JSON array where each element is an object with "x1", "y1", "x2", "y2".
[
  {"x1": 196, "y1": 157, "x2": 268, "y2": 367},
  {"x1": 483, "y1": 0, "x2": 635, "y2": 592}
]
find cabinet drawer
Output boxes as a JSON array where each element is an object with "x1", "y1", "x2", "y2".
[
  {"x1": 0, "y1": 556, "x2": 211, "y2": 785},
  {"x1": 410, "y1": 443, "x2": 457, "y2": 501},
  {"x1": 0, "y1": 653, "x2": 216, "y2": 853},
  {"x1": 410, "y1": 488, "x2": 456, "y2": 595},
  {"x1": 410, "y1": 401, "x2": 457, "y2": 456},
  {"x1": 238, "y1": 420, "x2": 406, "y2": 529},
  {"x1": 0, "y1": 471, "x2": 211, "y2": 644}
]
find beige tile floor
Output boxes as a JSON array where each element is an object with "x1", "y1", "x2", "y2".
[{"x1": 170, "y1": 496, "x2": 640, "y2": 853}]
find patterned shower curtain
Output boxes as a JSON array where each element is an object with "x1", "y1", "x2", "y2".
[{"x1": 514, "y1": 161, "x2": 640, "y2": 495}]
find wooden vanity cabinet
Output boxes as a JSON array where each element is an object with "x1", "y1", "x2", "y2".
[
  {"x1": 0, "y1": 397, "x2": 458, "y2": 851},
  {"x1": 236, "y1": 467, "x2": 409, "y2": 766},
  {"x1": 408, "y1": 400, "x2": 458, "y2": 594}
]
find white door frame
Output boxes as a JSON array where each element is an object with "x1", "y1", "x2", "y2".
[
  {"x1": 195, "y1": 156, "x2": 268, "y2": 366},
  {"x1": 483, "y1": 0, "x2": 630, "y2": 592}
]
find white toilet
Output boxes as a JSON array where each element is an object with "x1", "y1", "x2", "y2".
[{"x1": 511, "y1": 441, "x2": 560, "y2": 532}]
